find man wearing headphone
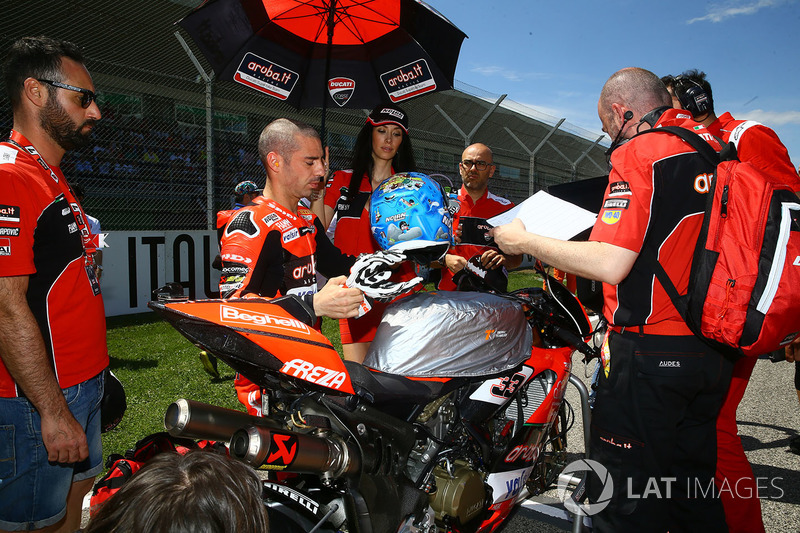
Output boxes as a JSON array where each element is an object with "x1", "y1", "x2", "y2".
[{"x1": 670, "y1": 69, "x2": 800, "y2": 533}]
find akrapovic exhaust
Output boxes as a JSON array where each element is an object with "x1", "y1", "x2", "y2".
[
  {"x1": 230, "y1": 425, "x2": 360, "y2": 478},
  {"x1": 164, "y1": 398, "x2": 279, "y2": 441}
]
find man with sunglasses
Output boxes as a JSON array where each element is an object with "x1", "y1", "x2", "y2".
[
  {"x1": 0, "y1": 37, "x2": 107, "y2": 532},
  {"x1": 437, "y1": 143, "x2": 519, "y2": 291}
]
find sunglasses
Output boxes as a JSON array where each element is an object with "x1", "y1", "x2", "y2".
[{"x1": 37, "y1": 79, "x2": 96, "y2": 109}]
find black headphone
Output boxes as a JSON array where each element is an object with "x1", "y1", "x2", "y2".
[{"x1": 674, "y1": 76, "x2": 712, "y2": 118}]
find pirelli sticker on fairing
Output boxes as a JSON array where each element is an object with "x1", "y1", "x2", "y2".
[{"x1": 603, "y1": 198, "x2": 629, "y2": 210}]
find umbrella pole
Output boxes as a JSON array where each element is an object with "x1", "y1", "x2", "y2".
[{"x1": 320, "y1": 0, "x2": 337, "y2": 146}]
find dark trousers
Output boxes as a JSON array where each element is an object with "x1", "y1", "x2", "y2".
[{"x1": 587, "y1": 331, "x2": 734, "y2": 533}]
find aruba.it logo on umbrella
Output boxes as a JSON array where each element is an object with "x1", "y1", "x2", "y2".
[{"x1": 234, "y1": 52, "x2": 298, "y2": 101}]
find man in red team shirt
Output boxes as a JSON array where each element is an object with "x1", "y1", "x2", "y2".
[
  {"x1": 492, "y1": 68, "x2": 734, "y2": 532},
  {"x1": 438, "y1": 143, "x2": 519, "y2": 291},
  {"x1": 0, "y1": 37, "x2": 108, "y2": 532},
  {"x1": 670, "y1": 68, "x2": 800, "y2": 533}
]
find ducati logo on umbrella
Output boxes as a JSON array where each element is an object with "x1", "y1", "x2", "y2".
[
  {"x1": 328, "y1": 77, "x2": 355, "y2": 107},
  {"x1": 380, "y1": 59, "x2": 436, "y2": 103},
  {"x1": 234, "y1": 52, "x2": 299, "y2": 101}
]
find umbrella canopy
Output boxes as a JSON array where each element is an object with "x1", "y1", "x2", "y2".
[{"x1": 177, "y1": 0, "x2": 467, "y2": 112}]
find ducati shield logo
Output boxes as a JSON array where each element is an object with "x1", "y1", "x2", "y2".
[{"x1": 328, "y1": 77, "x2": 355, "y2": 107}]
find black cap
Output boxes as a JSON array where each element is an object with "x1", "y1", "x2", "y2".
[{"x1": 366, "y1": 104, "x2": 409, "y2": 133}]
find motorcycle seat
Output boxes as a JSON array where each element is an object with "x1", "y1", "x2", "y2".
[{"x1": 344, "y1": 361, "x2": 463, "y2": 405}]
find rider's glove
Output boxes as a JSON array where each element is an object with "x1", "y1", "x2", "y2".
[{"x1": 346, "y1": 250, "x2": 422, "y2": 303}]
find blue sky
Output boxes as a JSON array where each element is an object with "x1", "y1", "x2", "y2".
[{"x1": 425, "y1": 0, "x2": 800, "y2": 168}]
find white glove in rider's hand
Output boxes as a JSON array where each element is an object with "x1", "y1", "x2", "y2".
[{"x1": 346, "y1": 250, "x2": 422, "y2": 303}]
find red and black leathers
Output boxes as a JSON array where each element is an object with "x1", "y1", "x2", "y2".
[
  {"x1": 220, "y1": 195, "x2": 355, "y2": 416},
  {"x1": 219, "y1": 196, "x2": 354, "y2": 301}
]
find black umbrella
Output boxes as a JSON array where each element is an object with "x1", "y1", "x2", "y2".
[{"x1": 177, "y1": 0, "x2": 467, "y2": 139}]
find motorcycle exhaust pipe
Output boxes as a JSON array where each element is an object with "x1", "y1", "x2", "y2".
[
  {"x1": 230, "y1": 425, "x2": 361, "y2": 478},
  {"x1": 164, "y1": 398, "x2": 279, "y2": 441}
]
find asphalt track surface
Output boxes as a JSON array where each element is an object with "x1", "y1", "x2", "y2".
[
  {"x1": 497, "y1": 355, "x2": 800, "y2": 532},
  {"x1": 81, "y1": 355, "x2": 799, "y2": 531}
]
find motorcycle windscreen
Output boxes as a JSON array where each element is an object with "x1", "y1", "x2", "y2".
[
  {"x1": 150, "y1": 299, "x2": 355, "y2": 394},
  {"x1": 364, "y1": 292, "x2": 532, "y2": 377}
]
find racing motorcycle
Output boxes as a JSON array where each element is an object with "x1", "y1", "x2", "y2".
[{"x1": 149, "y1": 258, "x2": 598, "y2": 533}]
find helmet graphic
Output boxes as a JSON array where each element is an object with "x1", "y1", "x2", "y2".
[{"x1": 370, "y1": 172, "x2": 451, "y2": 263}]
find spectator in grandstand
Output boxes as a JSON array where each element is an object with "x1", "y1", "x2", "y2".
[
  {"x1": 84, "y1": 450, "x2": 269, "y2": 533},
  {"x1": 668, "y1": 68, "x2": 800, "y2": 533},
  {"x1": 0, "y1": 35, "x2": 108, "y2": 532},
  {"x1": 309, "y1": 104, "x2": 420, "y2": 363},
  {"x1": 437, "y1": 142, "x2": 520, "y2": 292}
]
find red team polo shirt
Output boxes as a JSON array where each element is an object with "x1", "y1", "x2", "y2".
[
  {"x1": 589, "y1": 109, "x2": 723, "y2": 327},
  {"x1": 0, "y1": 131, "x2": 108, "y2": 397},
  {"x1": 707, "y1": 112, "x2": 800, "y2": 191},
  {"x1": 438, "y1": 186, "x2": 514, "y2": 291}
]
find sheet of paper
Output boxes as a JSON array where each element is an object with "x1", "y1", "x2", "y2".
[{"x1": 487, "y1": 191, "x2": 598, "y2": 241}]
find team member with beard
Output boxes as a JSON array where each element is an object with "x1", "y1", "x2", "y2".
[{"x1": 0, "y1": 36, "x2": 108, "y2": 532}]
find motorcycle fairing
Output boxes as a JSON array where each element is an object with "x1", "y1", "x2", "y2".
[
  {"x1": 485, "y1": 466, "x2": 535, "y2": 505},
  {"x1": 467, "y1": 365, "x2": 535, "y2": 406},
  {"x1": 542, "y1": 274, "x2": 593, "y2": 338},
  {"x1": 364, "y1": 292, "x2": 533, "y2": 377},
  {"x1": 149, "y1": 298, "x2": 356, "y2": 394},
  {"x1": 522, "y1": 346, "x2": 572, "y2": 426}
]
